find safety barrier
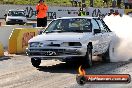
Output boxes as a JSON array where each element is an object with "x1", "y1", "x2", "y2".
[
  {"x1": 0, "y1": 42, "x2": 4, "y2": 57},
  {"x1": 0, "y1": 25, "x2": 32, "y2": 49},
  {"x1": 124, "y1": 9, "x2": 132, "y2": 15},
  {"x1": 8, "y1": 28, "x2": 39, "y2": 54}
]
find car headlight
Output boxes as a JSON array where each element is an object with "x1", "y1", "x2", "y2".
[
  {"x1": 29, "y1": 42, "x2": 43, "y2": 47},
  {"x1": 61, "y1": 42, "x2": 82, "y2": 47}
]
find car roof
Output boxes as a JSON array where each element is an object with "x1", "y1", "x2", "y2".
[{"x1": 56, "y1": 16, "x2": 100, "y2": 20}]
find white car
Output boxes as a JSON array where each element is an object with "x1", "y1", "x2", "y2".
[
  {"x1": 26, "y1": 17, "x2": 117, "y2": 68},
  {"x1": 4, "y1": 9, "x2": 28, "y2": 25}
]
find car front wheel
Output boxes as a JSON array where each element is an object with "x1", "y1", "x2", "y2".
[
  {"x1": 31, "y1": 58, "x2": 41, "y2": 68},
  {"x1": 82, "y1": 45, "x2": 93, "y2": 68}
]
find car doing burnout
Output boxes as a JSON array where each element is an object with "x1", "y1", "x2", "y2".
[{"x1": 26, "y1": 17, "x2": 117, "y2": 68}]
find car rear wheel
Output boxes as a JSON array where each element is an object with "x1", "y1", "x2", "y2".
[
  {"x1": 102, "y1": 41, "x2": 115, "y2": 63},
  {"x1": 82, "y1": 45, "x2": 93, "y2": 68},
  {"x1": 102, "y1": 47, "x2": 111, "y2": 63},
  {"x1": 31, "y1": 58, "x2": 41, "y2": 68}
]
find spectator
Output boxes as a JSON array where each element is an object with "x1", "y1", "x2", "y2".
[
  {"x1": 128, "y1": 0, "x2": 132, "y2": 9},
  {"x1": 124, "y1": 0, "x2": 128, "y2": 9},
  {"x1": 114, "y1": 10, "x2": 120, "y2": 15},
  {"x1": 82, "y1": 3, "x2": 86, "y2": 8},
  {"x1": 108, "y1": 9, "x2": 114, "y2": 16},
  {"x1": 77, "y1": 0, "x2": 81, "y2": 7},
  {"x1": 36, "y1": 0, "x2": 48, "y2": 27},
  {"x1": 117, "y1": 0, "x2": 121, "y2": 8},
  {"x1": 70, "y1": 0, "x2": 74, "y2": 7},
  {"x1": 103, "y1": 0, "x2": 108, "y2": 7},
  {"x1": 78, "y1": 8, "x2": 87, "y2": 16},
  {"x1": 90, "y1": 0, "x2": 94, "y2": 7},
  {"x1": 112, "y1": 0, "x2": 117, "y2": 8},
  {"x1": 74, "y1": 0, "x2": 78, "y2": 7}
]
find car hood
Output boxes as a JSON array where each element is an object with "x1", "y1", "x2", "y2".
[{"x1": 29, "y1": 32, "x2": 92, "y2": 43}]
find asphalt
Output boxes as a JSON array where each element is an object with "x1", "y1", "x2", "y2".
[{"x1": 0, "y1": 55, "x2": 131, "y2": 88}]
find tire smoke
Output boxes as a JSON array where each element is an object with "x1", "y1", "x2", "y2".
[{"x1": 103, "y1": 15, "x2": 132, "y2": 62}]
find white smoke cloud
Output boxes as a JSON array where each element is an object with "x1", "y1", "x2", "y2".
[{"x1": 103, "y1": 15, "x2": 132, "y2": 62}]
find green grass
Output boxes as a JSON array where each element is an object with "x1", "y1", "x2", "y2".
[{"x1": 0, "y1": 0, "x2": 124, "y2": 8}]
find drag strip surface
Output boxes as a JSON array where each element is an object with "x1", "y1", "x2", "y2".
[{"x1": 0, "y1": 55, "x2": 132, "y2": 88}]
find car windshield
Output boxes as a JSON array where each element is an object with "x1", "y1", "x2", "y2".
[
  {"x1": 8, "y1": 11, "x2": 25, "y2": 16},
  {"x1": 44, "y1": 18, "x2": 92, "y2": 33}
]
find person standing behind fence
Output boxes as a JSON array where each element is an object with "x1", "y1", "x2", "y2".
[
  {"x1": 77, "y1": 0, "x2": 81, "y2": 7},
  {"x1": 36, "y1": 0, "x2": 48, "y2": 27},
  {"x1": 108, "y1": 9, "x2": 114, "y2": 16},
  {"x1": 70, "y1": 0, "x2": 74, "y2": 6},
  {"x1": 74, "y1": 0, "x2": 78, "y2": 7},
  {"x1": 103, "y1": 0, "x2": 108, "y2": 7},
  {"x1": 124, "y1": 0, "x2": 128, "y2": 9},
  {"x1": 112, "y1": 0, "x2": 117, "y2": 8},
  {"x1": 117, "y1": 0, "x2": 121, "y2": 8},
  {"x1": 78, "y1": 8, "x2": 87, "y2": 16}
]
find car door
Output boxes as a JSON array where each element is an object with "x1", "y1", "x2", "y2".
[
  {"x1": 90, "y1": 19, "x2": 103, "y2": 55},
  {"x1": 95, "y1": 19, "x2": 112, "y2": 53}
]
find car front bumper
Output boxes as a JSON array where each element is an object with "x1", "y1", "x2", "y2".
[
  {"x1": 26, "y1": 47, "x2": 86, "y2": 60},
  {"x1": 6, "y1": 21, "x2": 26, "y2": 24}
]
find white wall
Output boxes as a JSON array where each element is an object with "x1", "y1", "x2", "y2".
[
  {"x1": 88, "y1": 7, "x2": 124, "y2": 18},
  {"x1": 0, "y1": 5, "x2": 79, "y2": 20},
  {"x1": 0, "y1": 5, "x2": 125, "y2": 20}
]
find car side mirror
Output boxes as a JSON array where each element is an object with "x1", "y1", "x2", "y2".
[
  {"x1": 4, "y1": 14, "x2": 7, "y2": 16},
  {"x1": 94, "y1": 29, "x2": 101, "y2": 34}
]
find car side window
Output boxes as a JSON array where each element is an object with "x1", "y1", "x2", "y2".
[
  {"x1": 91, "y1": 19, "x2": 100, "y2": 31},
  {"x1": 96, "y1": 20, "x2": 108, "y2": 33},
  {"x1": 100, "y1": 19, "x2": 111, "y2": 32}
]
